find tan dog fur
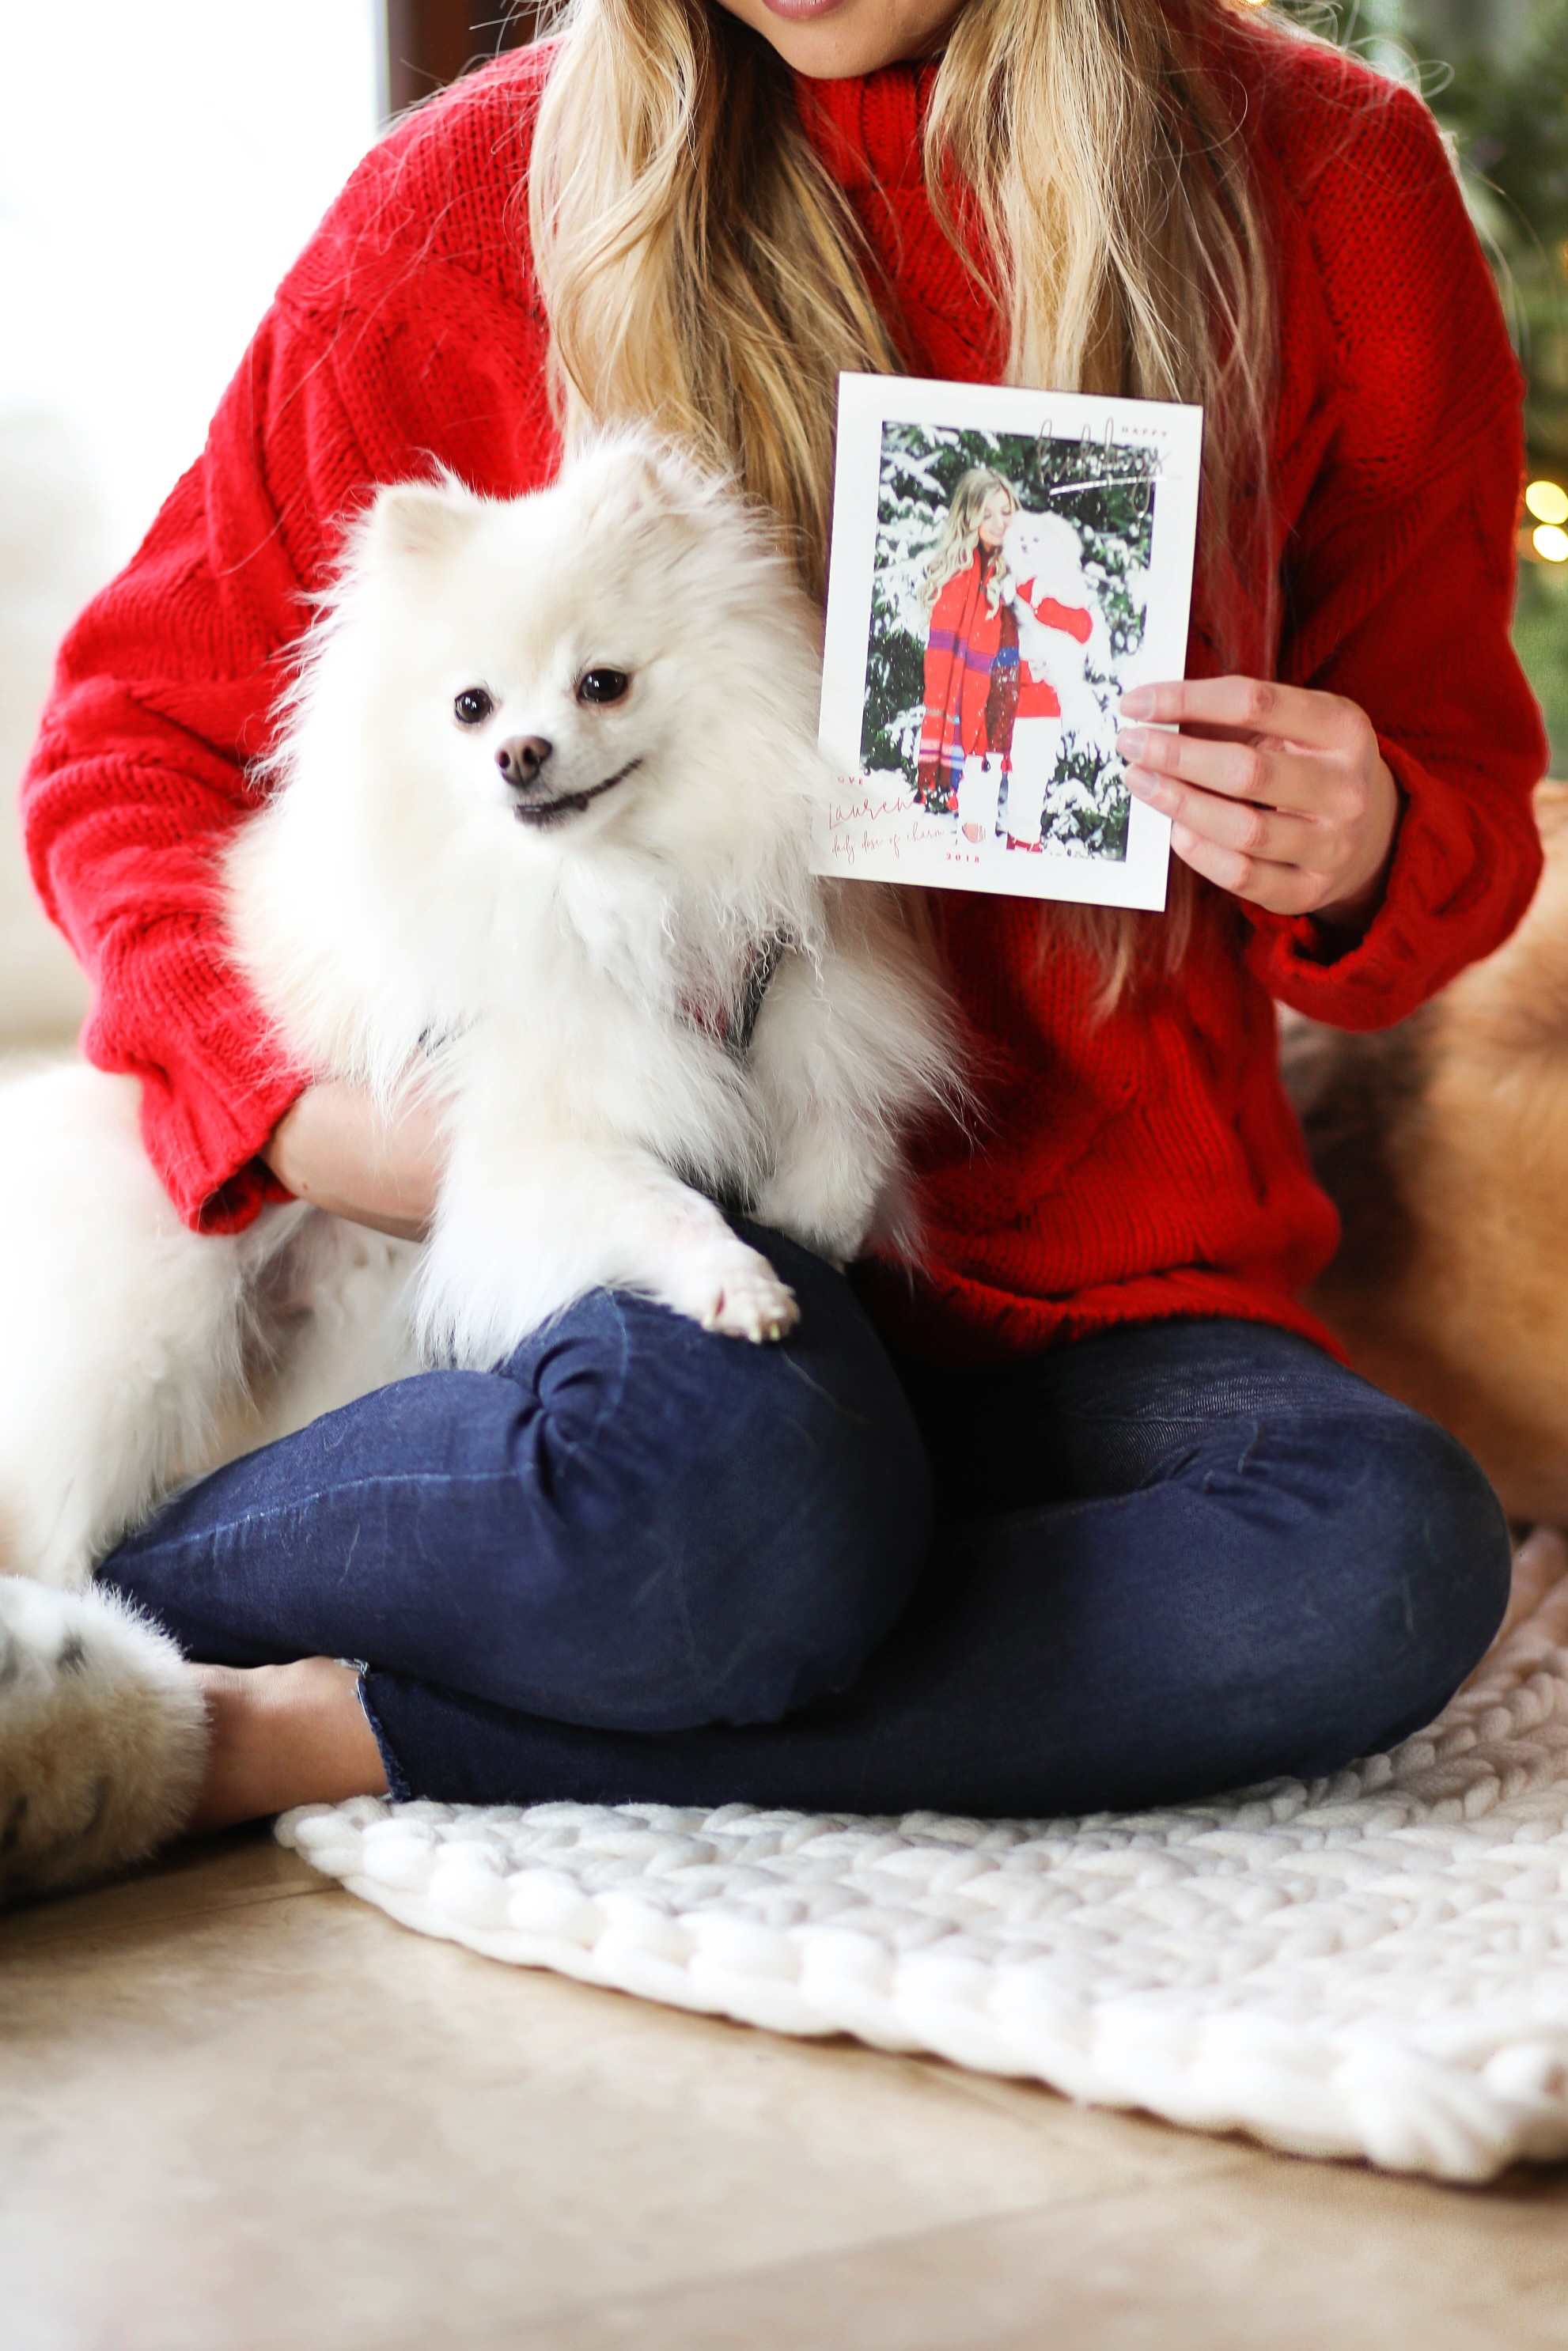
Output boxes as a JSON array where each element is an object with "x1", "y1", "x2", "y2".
[{"x1": 1284, "y1": 783, "x2": 1568, "y2": 1520}]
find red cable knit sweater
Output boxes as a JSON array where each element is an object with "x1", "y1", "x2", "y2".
[{"x1": 20, "y1": 21, "x2": 1548, "y2": 1363}]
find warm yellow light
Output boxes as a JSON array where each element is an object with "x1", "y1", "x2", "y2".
[
  {"x1": 1526, "y1": 479, "x2": 1568, "y2": 526},
  {"x1": 1535, "y1": 524, "x2": 1568, "y2": 565}
]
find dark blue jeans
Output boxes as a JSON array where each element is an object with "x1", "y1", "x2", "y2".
[{"x1": 103, "y1": 1225, "x2": 1512, "y2": 1817}]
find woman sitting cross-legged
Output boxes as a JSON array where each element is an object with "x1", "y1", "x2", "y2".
[{"x1": 18, "y1": 0, "x2": 1548, "y2": 1850}]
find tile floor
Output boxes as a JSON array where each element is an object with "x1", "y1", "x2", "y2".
[{"x1": 4, "y1": 1831, "x2": 1568, "y2": 2349}]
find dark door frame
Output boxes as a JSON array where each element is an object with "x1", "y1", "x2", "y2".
[{"x1": 380, "y1": 2, "x2": 540, "y2": 119}]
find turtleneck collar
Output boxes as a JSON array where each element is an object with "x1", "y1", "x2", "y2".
[
  {"x1": 793, "y1": 60, "x2": 938, "y2": 194},
  {"x1": 791, "y1": 57, "x2": 1002, "y2": 384}
]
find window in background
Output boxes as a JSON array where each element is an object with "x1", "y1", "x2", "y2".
[
  {"x1": 0, "y1": 2, "x2": 381, "y2": 1039},
  {"x1": 0, "y1": 0, "x2": 382, "y2": 568}
]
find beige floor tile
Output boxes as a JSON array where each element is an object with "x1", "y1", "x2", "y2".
[
  {"x1": 504, "y1": 2154, "x2": 1568, "y2": 2351},
  {"x1": 863, "y1": 2054, "x2": 1259, "y2": 2185},
  {"x1": 9, "y1": 1842, "x2": 1568, "y2": 2351},
  {"x1": 0, "y1": 1859, "x2": 1239, "y2": 2351},
  {"x1": 0, "y1": 1826, "x2": 326, "y2": 1954}
]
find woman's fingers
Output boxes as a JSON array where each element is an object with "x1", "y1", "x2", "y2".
[
  {"x1": 1115, "y1": 675, "x2": 1400, "y2": 932},
  {"x1": 1166, "y1": 823, "x2": 1338, "y2": 917},
  {"x1": 1117, "y1": 722, "x2": 1346, "y2": 825},
  {"x1": 1119, "y1": 676, "x2": 1371, "y2": 754},
  {"x1": 1122, "y1": 757, "x2": 1330, "y2": 873}
]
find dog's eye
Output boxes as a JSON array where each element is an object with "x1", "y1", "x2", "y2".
[
  {"x1": 577, "y1": 668, "x2": 631, "y2": 706},
  {"x1": 453, "y1": 687, "x2": 494, "y2": 727}
]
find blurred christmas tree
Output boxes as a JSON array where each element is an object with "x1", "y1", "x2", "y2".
[{"x1": 1271, "y1": 0, "x2": 1568, "y2": 763}]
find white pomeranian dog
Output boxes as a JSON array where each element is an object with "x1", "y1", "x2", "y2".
[
  {"x1": 994, "y1": 505, "x2": 1113, "y2": 850},
  {"x1": 0, "y1": 438, "x2": 961, "y2": 1895},
  {"x1": 1006, "y1": 508, "x2": 1109, "y2": 687}
]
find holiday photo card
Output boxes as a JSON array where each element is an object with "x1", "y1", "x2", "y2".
[{"x1": 816, "y1": 375, "x2": 1205, "y2": 910}]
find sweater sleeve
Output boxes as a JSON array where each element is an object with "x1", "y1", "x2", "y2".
[
  {"x1": 20, "y1": 304, "x2": 348, "y2": 1231},
  {"x1": 1244, "y1": 82, "x2": 1548, "y2": 1030},
  {"x1": 20, "y1": 62, "x2": 556, "y2": 1230},
  {"x1": 1018, "y1": 585, "x2": 1093, "y2": 643}
]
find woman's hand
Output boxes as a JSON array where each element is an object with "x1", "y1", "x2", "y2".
[
  {"x1": 1117, "y1": 679, "x2": 1401, "y2": 937},
  {"x1": 261, "y1": 1077, "x2": 446, "y2": 1241}
]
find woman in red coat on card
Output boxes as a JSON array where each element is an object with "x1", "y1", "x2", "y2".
[
  {"x1": 12, "y1": 0, "x2": 1551, "y2": 1864},
  {"x1": 915, "y1": 466, "x2": 1018, "y2": 828}
]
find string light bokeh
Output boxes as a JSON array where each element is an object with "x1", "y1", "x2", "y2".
[{"x1": 1528, "y1": 479, "x2": 1568, "y2": 564}]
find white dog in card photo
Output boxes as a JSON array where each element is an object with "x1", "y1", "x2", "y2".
[{"x1": 998, "y1": 505, "x2": 1108, "y2": 853}]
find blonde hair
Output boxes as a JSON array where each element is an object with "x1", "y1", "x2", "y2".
[
  {"x1": 529, "y1": 0, "x2": 1281, "y2": 994},
  {"x1": 918, "y1": 468, "x2": 1019, "y2": 615}
]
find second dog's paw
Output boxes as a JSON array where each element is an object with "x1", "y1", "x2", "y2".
[{"x1": 669, "y1": 1250, "x2": 799, "y2": 1343}]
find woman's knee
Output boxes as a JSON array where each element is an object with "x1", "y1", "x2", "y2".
[
  {"x1": 1281, "y1": 1406, "x2": 1510, "y2": 1769},
  {"x1": 490, "y1": 1245, "x2": 935, "y2": 1730}
]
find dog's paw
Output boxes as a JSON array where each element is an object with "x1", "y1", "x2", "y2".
[
  {"x1": 665, "y1": 1247, "x2": 799, "y2": 1343},
  {"x1": 703, "y1": 1265, "x2": 800, "y2": 1344}
]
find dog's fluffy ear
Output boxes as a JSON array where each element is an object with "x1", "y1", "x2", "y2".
[
  {"x1": 566, "y1": 433, "x2": 710, "y2": 536},
  {"x1": 359, "y1": 475, "x2": 483, "y2": 564}
]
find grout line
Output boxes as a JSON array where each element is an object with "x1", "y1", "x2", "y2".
[
  {"x1": 0, "y1": 1872, "x2": 336, "y2": 1955},
  {"x1": 865, "y1": 2046, "x2": 1263, "y2": 2181}
]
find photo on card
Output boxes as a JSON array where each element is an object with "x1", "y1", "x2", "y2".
[{"x1": 816, "y1": 376, "x2": 1204, "y2": 910}]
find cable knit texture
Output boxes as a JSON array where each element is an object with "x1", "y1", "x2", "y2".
[{"x1": 20, "y1": 19, "x2": 1547, "y2": 1357}]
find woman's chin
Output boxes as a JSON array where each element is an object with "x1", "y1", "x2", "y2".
[{"x1": 708, "y1": 0, "x2": 962, "y2": 79}]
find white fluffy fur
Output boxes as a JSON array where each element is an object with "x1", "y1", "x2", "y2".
[
  {"x1": 0, "y1": 1576, "x2": 208, "y2": 1900},
  {"x1": 1002, "y1": 505, "x2": 1113, "y2": 740},
  {"x1": 0, "y1": 438, "x2": 959, "y2": 1594}
]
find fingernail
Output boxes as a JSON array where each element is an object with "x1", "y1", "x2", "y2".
[
  {"x1": 1116, "y1": 728, "x2": 1147, "y2": 757},
  {"x1": 1119, "y1": 687, "x2": 1155, "y2": 719},
  {"x1": 1123, "y1": 766, "x2": 1153, "y2": 798}
]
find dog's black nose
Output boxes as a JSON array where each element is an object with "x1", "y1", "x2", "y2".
[{"x1": 496, "y1": 736, "x2": 553, "y2": 786}]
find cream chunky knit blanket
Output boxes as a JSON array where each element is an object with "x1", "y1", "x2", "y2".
[{"x1": 280, "y1": 1531, "x2": 1568, "y2": 2183}]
